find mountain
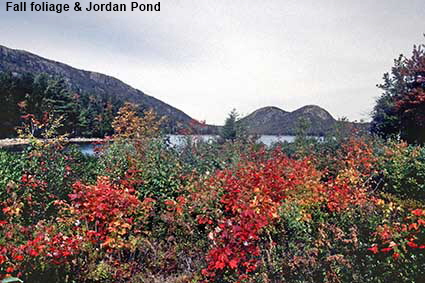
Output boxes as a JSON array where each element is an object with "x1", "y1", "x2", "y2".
[
  {"x1": 0, "y1": 44, "x2": 360, "y2": 137},
  {"x1": 239, "y1": 105, "x2": 337, "y2": 135},
  {"x1": 0, "y1": 45, "x2": 194, "y2": 132},
  {"x1": 238, "y1": 106, "x2": 288, "y2": 132}
]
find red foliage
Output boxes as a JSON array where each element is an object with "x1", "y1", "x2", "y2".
[
  {"x1": 179, "y1": 119, "x2": 207, "y2": 135},
  {"x1": 194, "y1": 147, "x2": 368, "y2": 281},
  {"x1": 0, "y1": 134, "x2": 385, "y2": 281},
  {"x1": 189, "y1": 139, "x2": 378, "y2": 281},
  {"x1": 392, "y1": 44, "x2": 425, "y2": 143},
  {"x1": 369, "y1": 208, "x2": 425, "y2": 260},
  {"x1": 0, "y1": 176, "x2": 156, "y2": 279},
  {"x1": 61, "y1": 176, "x2": 155, "y2": 252}
]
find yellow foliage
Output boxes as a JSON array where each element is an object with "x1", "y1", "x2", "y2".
[{"x1": 112, "y1": 102, "x2": 165, "y2": 139}]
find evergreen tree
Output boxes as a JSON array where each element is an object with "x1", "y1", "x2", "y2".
[
  {"x1": 0, "y1": 72, "x2": 32, "y2": 137},
  {"x1": 0, "y1": 71, "x2": 121, "y2": 138},
  {"x1": 220, "y1": 109, "x2": 239, "y2": 142},
  {"x1": 42, "y1": 78, "x2": 79, "y2": 134}
]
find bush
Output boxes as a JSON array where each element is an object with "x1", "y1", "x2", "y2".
[
  {"x1": 0, "y1": 151, "x2": 23, "y2": 194},
  {"x1": 377, "y1": 141, "x2": 425, "y2": 201},
  {"x1": 3, "y1": 108, "x2": 425, "y2": 282}
]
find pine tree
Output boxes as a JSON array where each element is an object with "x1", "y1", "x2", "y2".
[{"x1": 221, "y1": 109, "x2": 239, "y2": 142}]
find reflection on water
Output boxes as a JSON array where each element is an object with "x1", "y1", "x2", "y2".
[
  {"x1": 79, "y1": 135, "x2": 298, "y2": 156},
  {"x1": 78, "y1": 143, "x2": 98, "y2": 156},
  {"x1": 2, "y1": 135, "x2": 300, "y2": 156},
  {"x1": 258, "y1": 135, "x2": 296, "y2": 145},
  {"x1": 166, "y1": 135, "x2": 297, "y2": 147}
]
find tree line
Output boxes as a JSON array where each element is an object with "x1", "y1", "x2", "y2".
[{"x1": 0, "y1": 72, "x2": 120, "y2": 138}]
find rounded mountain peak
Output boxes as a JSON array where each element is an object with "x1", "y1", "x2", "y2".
[
  {"x1": 293, "y1": 105, "x2": 334, "y2": 121},
  {"x1": 251, "y1": 106, "x2": 288, "y2": 114},
  {"x1": 240, "y1": 106, "x2": 288, "y2": 131}
]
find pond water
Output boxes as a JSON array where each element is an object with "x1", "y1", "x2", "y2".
[
  {"x1": 78, "y1": 143, "x2": 99, "y2": 156},
  {"x1": 1, "y1": 135, "x2": 299, "y2": 156},
  {"x1": 77, "y1": 135, "x2": 297, "y2": 156},
  {"x1": 166, "y1": 135, "x2": 296, "y2": 146}
]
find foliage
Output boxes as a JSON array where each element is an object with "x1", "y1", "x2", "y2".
[
  {"x1": 112, "y1": 102, "x2": 165, "y2": 140},
  {"x1": 0, "y1": 151, "x2": 23, "y2": 194},
  {"x1": 2, "y1": 106, "x2": 425, "y2": 282},
  {"x1": 372, "y1": 40, "x2": 425, "y2": 144},
  {"x1": 103, "y1": 103, "x2": 185, "y2": 199},
  {"x1": 0, "y1": 72, "x2": 118, "y2": 138},
  {"x1": 376, "y1": 141, "x2": 425, "y2": 201},
  {"x1": 220, "y1": 109, "x2": 239, "y2": 142},
  {"x1": 220, "y1": 109, "x2": 249, "y2": 143}
]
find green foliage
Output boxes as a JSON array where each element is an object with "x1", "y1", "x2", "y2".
[
  {"x1": 176, "y1": 137, "x2": 226, "y2": 173},
  {"x1": 219, "y1": 109, "x2": 251, "y2": 143},
  {"x1": 260, "y1": 203, "x2": 385, "y2": 283},
  {"x1": 372, "y1": 40, "x2": 425, "y2": 144},
  {"x1": 0, "y1": 150, "x2": 23, "y2": 192},
  {"x1": 376, "y1": 142, "x2": 425, "y2": 201},
  {"x1": 0, "y1": 72, "x2": 33, "y2": 137},
  {"x1": 220, "y1": 109, "x2": 239, "y2": 142},
  {"x1": 96, "y1": 140, "x2": 134, "y2": 179},
  {"x1": 0, "y1": 72, "x2": 118, "y2": 138},
  {"x1": 135, "y1": 139, "x2": 185, "y2": 199},
  {"x1": 371, "y1": 93, "x2": 400, "y2": 139}
]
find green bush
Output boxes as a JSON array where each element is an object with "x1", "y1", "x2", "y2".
[
  {"x1": 0, "y1": 150, "x2": 23, "y2": 193},
  {"x1": 377, "y1": 142, "x2": 425, "y2": 201}
]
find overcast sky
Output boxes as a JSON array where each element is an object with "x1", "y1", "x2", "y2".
[{"x1": 1, "y1": 0, "x2": 424, "y2": 124}]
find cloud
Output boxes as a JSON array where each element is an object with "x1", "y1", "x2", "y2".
[{"x1": 1, "y1": 0, "x2": 424, "y2": 124}]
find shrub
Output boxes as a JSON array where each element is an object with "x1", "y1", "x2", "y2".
[{"x1": 377, "y1": 141, "x2": 425, "y2": 201}]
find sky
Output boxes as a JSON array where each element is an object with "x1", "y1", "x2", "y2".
[{"x1": 1, "y1": 0, "x2": 424, "y2": 124}]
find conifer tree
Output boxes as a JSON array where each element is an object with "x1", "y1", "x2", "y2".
[{"x1": 221, "y1": 109, "x2": 239, "y2": 142}]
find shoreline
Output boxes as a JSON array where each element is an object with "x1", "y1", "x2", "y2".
[{"x1": 0, "y1": 138, "x2": 104, "y2": 148}]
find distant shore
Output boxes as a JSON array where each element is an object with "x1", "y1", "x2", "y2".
[{"x1": 0, "y1": 138, "x2": 103, "y2": 148}]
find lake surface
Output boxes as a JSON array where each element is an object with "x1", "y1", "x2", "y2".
[
  {"x1": 1, "y1": 135, "x2": 299, "y2": 156},
  {"x1": 78, "y1": 135, "x2": 297, "y2": 156},
  {"x1": 167, "y1": 135, "x2": 296, "y2": 147}
]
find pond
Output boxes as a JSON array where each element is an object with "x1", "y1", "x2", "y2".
[
  {"x1": 1, "y1": 135, "x2": 301, "y2": 156},
  {"x1": 167, "y1": 135, "x2": 297, "y2": 146},
  {"x1": 77, "y1": 135, "x2": 298, "y2": 156}
]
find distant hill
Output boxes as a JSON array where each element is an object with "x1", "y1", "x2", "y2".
[
  {"x1": 239, "y1": 105, "x2": 337, "y2": 135},
  {"x1": 0, "y1": 44, "x2": 365, "y2": 137},
  {"x1": 0, "y1": 45, "x2": 196, "y2": 133}
]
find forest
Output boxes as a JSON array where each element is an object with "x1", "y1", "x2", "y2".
[{"x1": 0, "y1": 72, "x2": 120, "y2": 138}]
